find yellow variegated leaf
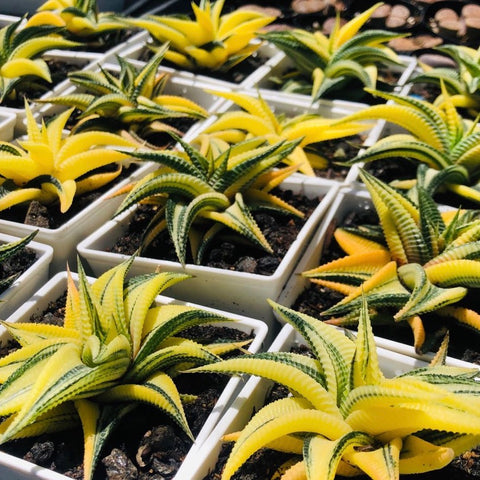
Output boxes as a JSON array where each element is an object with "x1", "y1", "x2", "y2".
[
  {"x1": 1, "y1": 58, "x2": 51, "y2": 81},
  {"x1": 346, "y1": 437, "x2": 401, "y2": 480},
  {"x1": 25, "y1": 11, "x2": 66, "y2": 27},
  {"x1": 333, "y1": 2, "x2": 384, "y2": 49},
  {"x1": 221, "y1": 397, "x2": 351, "y2": 480},
  {"x1": 0, "y1": 321, "x2": 79, "y2": 346},
  {"x1": 124, "y1": 271, "x2": 191, "y2": 356},
  {"x1": 97, "y1": 371, "x2": 192, "y2": 438},
  {"x1": 304, "y1": 432, "x2": 373, "y2": 480},
  {"x1": 399, "y1": 435, "x2": 454, "y2": 474},
  {"x1": 334, "y1": 228, "x2": 387, "y2": 255}
]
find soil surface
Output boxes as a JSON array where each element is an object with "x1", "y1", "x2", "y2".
[
  {"x1": 310, "y1": 134, "x2": 366, "y2": 180},
  {"x1": 0, "y1": 246, "x2": 37, "y2": 295},
  {"x1": 110, "y1": 189, "x2": 321, "y2": 275},
  {"x1": 0, "y1": 292, "x2": 253, "y2": 480}
]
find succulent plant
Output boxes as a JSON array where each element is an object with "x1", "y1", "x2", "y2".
[
  {"x1": 191, "y1": 297, "x2": 480, "y2": 480},
  {"x1": 37, "y1": 44, "x2": 208, "y2": 140},
  {"x1": 0, "y1": 19, "x2": 78, "y2": 103},
  {"x1": 192, "y1": 90, "x2": 370, "y2": 176},
  {"x1": 124, "y1": 0, "x2": 275, "y2": 72},
  {"x1": 338, "y1": 86, "x2": 480, "y2": 205},
  {"x1": 26, "y1": 0, "x2": 128, "y2": 45},
  {"x1": 114, "y1": 134, "x2": 303, "y2": 265},
  {"x1": 0, "y1": 257, "x2": 248, "y2": 480},
  {"x1": 411, "y1": 44, "x2": 480, "y2": 117},
  {"x1": 259, "y1": 2, "x2": 405, "y2": 101},
  {"x1": 303, "y1": 168, "x2": 480, "y2": 353},
  {"x1": 0, "y1": 101, "x2": 138, "y2": 213}
]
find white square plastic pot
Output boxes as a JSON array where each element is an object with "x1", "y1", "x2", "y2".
[
  {"x1": 0, "y1": 270, "x2": 269, "y2": 480},
  {"x1": 177, "y1": 321, "x2": 478, "y2": 480},
  {"x1": 0, "y1": 160, "x2": 156, "y2": 275},
  {"x1": 277, "y1": 184, "x2": 479, "y2": 367},
  {"x1": 0, "y1": 233, "x2": 53, "y2": 319},
  {"x1": 78, "y1": 178, "x2": 340, "y2": 323},
  {"x1": 0, "y1": 109, "x2": 16, "y2": 141}
]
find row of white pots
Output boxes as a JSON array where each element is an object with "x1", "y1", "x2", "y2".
[{"x1": 2, "y1": 14, "x2": 476, "y2": 480}]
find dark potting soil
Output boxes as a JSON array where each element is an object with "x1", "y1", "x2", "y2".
[
  {"x1": 363, "y1": 156, "x2": 420, "y2": 184},
  {"x1": 0, "y1": 163, "x2": 138, "y2": 230},
  {"x1": 292, "y1": 206, "x2": 480, "y2": 362},
  {"x1": 310, "y1": 134, "x2": 366, "y2": 181},
  {"x1": 110, "y1": 189, "x2": 321, "y2": 275},
  {"x1": 0, "y1": 246, "x2": 37, "y2": 295},
  {"x1": 1, "y1": 292, "x2": 253, "y2": 480}
]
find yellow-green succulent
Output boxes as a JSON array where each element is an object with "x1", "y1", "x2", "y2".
[
  {"x1": 259, "y1": 2, "x2": 405, "y2": 101},
  {"x1": 0, "y1": 257, "x2": 248, "y2": 480},
  {"x1": 192, "y1": 90, "x2": 371, "y2": 176},
  {"x1": 303, "y1": 168, "x2": 480, "y2": 353},
  {"x1": 411, "y1": 44, "x2": 480, "y2": 117},
  {"x1": 26, "y1": 0, "x2": 128, "y2": 45},
  {"x1": 0, "y1": 19, "x2": 78, "y2": 103},
  {"x1": 37, "y1": 44, "x2": 208, "y2": 140},
  {"x1": 191, "y1": 297, "x2": 480, "y2": 480},
  {"x1": 124, "y1": 0, "x2": 275, "y2": 72},
  {"x1": 114, "y1": 134, "x2": 303, "y2": 265},
  {"x1": 339, "y1": 86, "x2": 480, "y2": 205},
  {"x1": 0, "y1": 101, "x2": 138, "y2": 213}
]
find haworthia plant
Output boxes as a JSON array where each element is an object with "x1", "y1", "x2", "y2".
[
  {"x1": 37, "y1": 44, "x2": 208, "y2": 139},
  {"x1": 338, "y1": 86, "x2": 480, "y2": 205},
  {"x1": 0, "y1": 101, "x2": 138, "y2": 213},
  {"x1": 190, "y1": 297, "x2": 480, "y2": 480},
  {"x1": 259, "y1": 2, "x2": 405, "y2": 101},
  {"x1": 114, "y1": 134, "x2": 304, "y2": 265},
  {"x1": 410, "y1": 44, "x2": 480, "y2": 117},
  {"x1": 123, "y1": 0, "x2": 275, "y2": 72},
  {"x1": 0, "y1": 257, "x2": 248, "y2": 480},
  {"x1": 303, "y1": 168, "x2": 480, "y2": 353},
  {"x1": 26, "y1": 0, "x2": 128, "y2": 43},
  {"x1": 192, "y1": 90, "x2": 371, "y2": 176},
  {"x1": 0, "y1": 19, "x2": 78, "y2": 102}
]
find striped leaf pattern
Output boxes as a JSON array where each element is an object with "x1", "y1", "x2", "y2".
[
  {"x1": 190, "y1": 299, "x2": 480, "y2": 480},
  {"x1": 115, "y1": 137, "x2": 303, "y2": 265},
  {"x1": 260, "y1": 3, "x2": 404, "y2": 101},
  {"x1": 0, "y1": 259, "x2": 243, "y2": 480},
  {"x1": 339, "y1": 86, "x2": 480, "y2": 203},
  {"x1": 303, "y1": 169, "x2": 480, "y2": 352}
]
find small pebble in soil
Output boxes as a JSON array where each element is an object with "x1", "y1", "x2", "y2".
[
  {"x1": 103, "y1": 448, "x2": 138, "y2": 480},
  {"x1": 24, "y1": 441, "x2": 55, "y2": 467}
]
